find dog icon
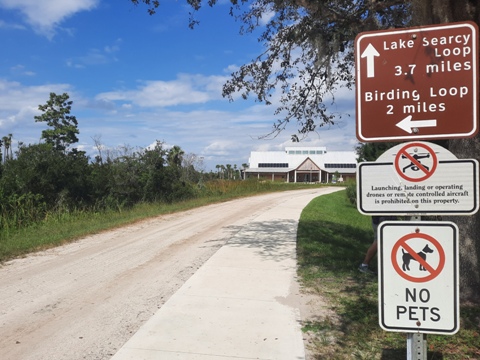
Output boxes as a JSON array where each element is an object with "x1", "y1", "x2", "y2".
[{"x1": 402, "y1": 244, "x2": 434, "y2": 271}]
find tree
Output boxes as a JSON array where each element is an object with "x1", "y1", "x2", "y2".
[
  {"x1": 132, "y1": 0, "x2": 409, "y2": 139},
  {"x1": 410, "y1": 0, "x2": 480, "y2": 305},
  {"x1": 167, "y1": 145, "x2": 185, "y2": 167},
  {"x1": 181, "y1": 153, "x2": 204, "y2": 183},
  {"x1": 139, "y1": 140, "x2": 168, "y2": 201},
  {"x1": 132, "y1": 0, "x2": 480, "y2": 303},
  {"x1": 225, "y1": 164, "x2": 232, "y2": 179},
  {"x1": 355, "y1": 142, "x2": 398, "y2": 162},
  {"x1": 241, "y1": 163, "x2": 248, "y2": 180},
  {"x1": 34, "y1": 93, "x2": 80, "y2": 153},
  {"x1": 2, "y1": 134, "x2": 13, "y2": 163},
  {"x1": 1, "y1": 143, "x2": 91, "y2": 208}
]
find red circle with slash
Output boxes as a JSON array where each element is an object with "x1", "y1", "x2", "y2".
[
  {"x1": 391, "y1": 232, "x2": 445, "y2": 283},
  {"x1": 394, "y1": 142, "x2": 438, "y2": 182}
]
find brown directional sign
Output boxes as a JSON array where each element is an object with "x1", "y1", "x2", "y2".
[{"x1": 355, "y1": 21, "x2": 479, "y2": 142}]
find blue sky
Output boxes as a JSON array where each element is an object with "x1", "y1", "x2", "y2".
[{"x1": 0, "y1": 0, "x2": 357, "y2": 171}]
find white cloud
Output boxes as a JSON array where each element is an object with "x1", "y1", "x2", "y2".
[
  {"x1": 65, "y1": 39, "x2": 120, "y2": 68},
  {"x1": 259, "y1": 9, "x2": 275, "y2": 26},
  {"x1": 0, "y1": 0, "x2": 99, "y2": 37},
  {"x1": 104, "y1": 39, "x2": 122, "y2": 53},
  {"x1": 0, "y1": 19, "x2": 26, "y2": 30},
  {"x1": 0, "y1": 72, "x2": 356, "y2": 171},
  {"x1": 96, "y1": 73, "x2": 229, "y2": 108},
  {"x1": 10, "y1": 64, "x2": 36, "y2": 76},
  {"x1": 0, "y1": 79, "x2": 71, "y2": 111},
  {"x1": 224, "y1": 64, "x2": 240, "y2": 73},
  {"x1": 67, "y1": 50, "x2": 112, "y2": 68},
  {"x1": 0, "y1": 79, "x2": 74, "y2": 145},
  {"x1": 203, "y1": 140, "x2": 236, "y2": 156}
]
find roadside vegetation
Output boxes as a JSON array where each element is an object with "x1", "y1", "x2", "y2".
[
  {"x1": 0, "y1": 179, "x2": 325, "y2": 262},
  {"x1": 297, "y1": 189, "x2": 480, "y2": 359},
  {"x1": 1, "y1": 92, "x2": 327, "y2": 262}
]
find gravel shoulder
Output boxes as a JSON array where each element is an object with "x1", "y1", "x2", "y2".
[{"x1": 0, "y1": 189, "x2": 335, "y2": 360}]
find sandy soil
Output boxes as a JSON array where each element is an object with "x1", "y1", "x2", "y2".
[{"x1": 0, "y1": 190, "x2": 329, "y2": 360}]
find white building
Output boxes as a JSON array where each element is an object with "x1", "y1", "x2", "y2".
[{"x1": 244, "y1": 146, "x2": 357, "y2": 183}]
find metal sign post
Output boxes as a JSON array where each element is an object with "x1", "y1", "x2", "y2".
[
  {"x1": 407, "y1": 333, "x2": 427, "y2": 360},
  {"x1": 406, "y1": 216, "x2": 426, "y2": 360}
]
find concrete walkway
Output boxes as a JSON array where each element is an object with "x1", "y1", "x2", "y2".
[{"x1": 112, "y1": 188, "x2": 341, "y2": 360}]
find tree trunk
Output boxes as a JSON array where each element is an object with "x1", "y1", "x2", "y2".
[
  {"x1": 411, "y1": 0, "x2": 480, "y2": 303},
  {"x1": 449, "y1": 138, "x2": 480, "y2": 303}
]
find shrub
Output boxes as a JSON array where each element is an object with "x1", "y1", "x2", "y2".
[{"x1": 345, "y1": 181, "x2": 357, "y2": 206}]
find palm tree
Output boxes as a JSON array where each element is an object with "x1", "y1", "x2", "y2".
[
  {"x1": 241, "y1": 163, "x2": 248, "y2": 180},
  {"x1": 167, "y1": 145, "x2": 184, "y2": 167},
  {"x1": 2, "y1": 134, "x2": 12, "y2": 163},
  {"x1": 226, "y1": 164, "x2": 232, "y2": 179}
]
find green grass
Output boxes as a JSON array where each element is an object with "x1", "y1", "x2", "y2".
[
  {"x1": 0, "y1": 180, "x2": 331, "y2": 262},
  {"x1": 297, "y1": 190, "x2": 480, "y2": 359}
]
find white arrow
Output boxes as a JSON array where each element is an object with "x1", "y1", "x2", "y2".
[
  {"x1": 361, "y1": 43, "x2": 380, "y2": 78},
  {"x1": 396, "y1": 115, "x2": 438, "y2": 134}
]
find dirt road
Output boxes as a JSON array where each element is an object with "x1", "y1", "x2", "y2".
[{"x1": 0, "y1": 189, "x2": 333, "y2": 360}]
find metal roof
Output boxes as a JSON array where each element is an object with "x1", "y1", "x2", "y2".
[{"x1": 248, "y1": 148, "x2": 357, "y2": 171}]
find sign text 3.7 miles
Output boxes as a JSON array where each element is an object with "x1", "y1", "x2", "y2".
[{"x1": 355, "y1": 21, "x2": 478, "y2": 142}]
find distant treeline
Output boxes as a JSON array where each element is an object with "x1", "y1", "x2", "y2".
[{"x1": 0, "y1": 92, "x2": 243, "y2": 231}]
